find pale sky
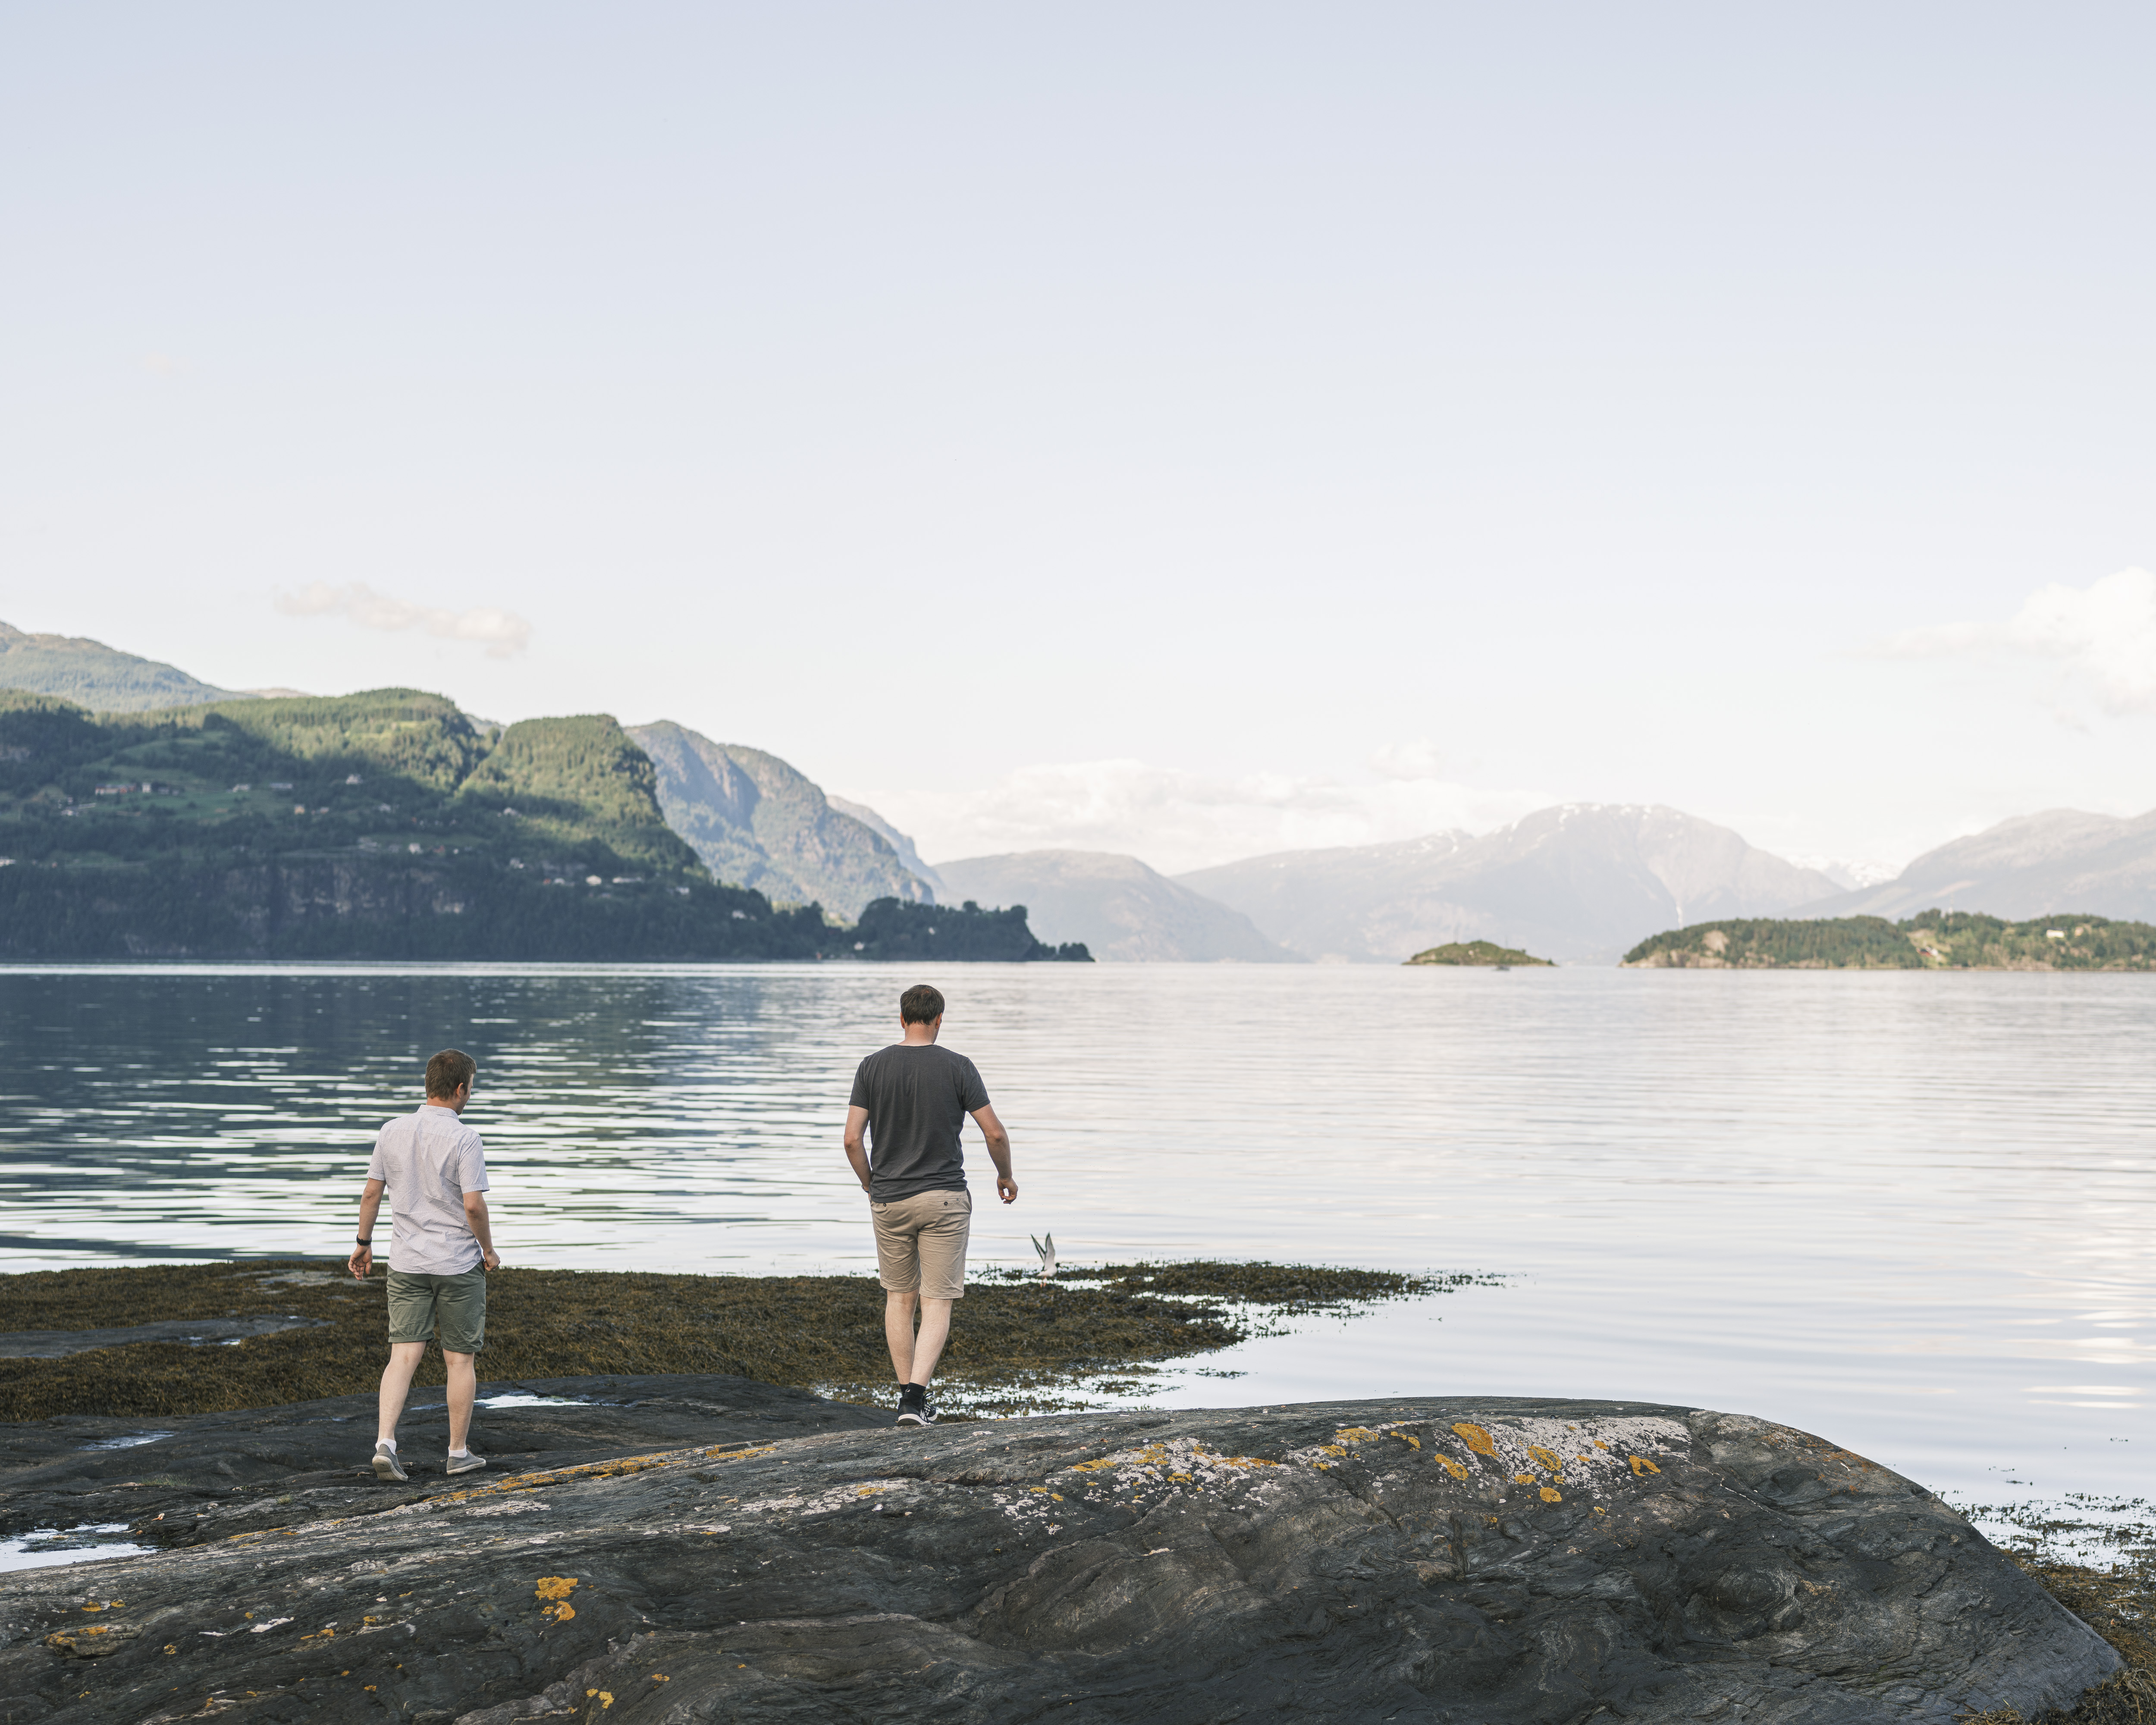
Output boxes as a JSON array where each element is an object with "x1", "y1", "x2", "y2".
[{"x1": 4, "y1": 4, "x2": 2152, "y2": 877}]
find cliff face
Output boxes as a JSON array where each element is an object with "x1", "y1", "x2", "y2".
[
  {"x1": 628, "y1": 722, "x2": 933, "y2": 918},
  {"x1": 0, "y1": 1393, "x2": 2115, "y2": 1724}
]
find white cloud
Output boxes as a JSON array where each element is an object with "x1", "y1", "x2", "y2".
[
  {"x1": 856, "y1": 759, "x2": 1550, "y2": 876},
  {"x1": 1873, "y1": 567, "x2": 2156, "y2": 716},
  {"x1": 1368, "y1": 737, "x2": 1446, "y2": 781},
  {"x1": 274, "y1": 581, "x2": 532, "y2": 658}
]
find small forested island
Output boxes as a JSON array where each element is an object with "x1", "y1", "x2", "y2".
[
  {"x1": 1404, "y1": 940, "x2": 1553, "y2": 967},
  {"x1": 1624, "y1": 910, "x2": 2156, "y2": 970},
  {"x1": 0, "y1": 688, "x2": 1089, "y2": 962}
]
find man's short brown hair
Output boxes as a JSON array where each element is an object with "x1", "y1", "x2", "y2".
[
  {"x1": 899, "y1": 984, "x2": 945, "y2": 1026},
  {"x1": 426, "y1": 1048, "x2": 477, "y2": 1099}
]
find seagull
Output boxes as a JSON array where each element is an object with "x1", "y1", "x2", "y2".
[{"x1": 1031, "y1": 1233, "x2": 1057, "y2": 1280}]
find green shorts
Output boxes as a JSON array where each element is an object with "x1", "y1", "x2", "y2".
[{"x1": 386, "y1": 1266, "x2": 487, "y2": 1355}]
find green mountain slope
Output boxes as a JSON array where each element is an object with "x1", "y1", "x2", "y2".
[
  {"x1": 1623, "y1": 911, "x2": 2156, "y2": 969},
  {"x1": 0, "y1": 689, "x2": 821, "y2": 960},
  {"x1": 0, "y1": 620, "x2": 245, "y2": 712},
  {"x1": 0, "y1": 689, "x2": 1068, "y2": 963},
  {"x1": 627, "y1": 721, "x2": 931, "y2": 918}
]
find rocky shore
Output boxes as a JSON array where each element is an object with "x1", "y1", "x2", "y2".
[{"x1": 0, "y1": 1389, "x2": 2122, "y2": 1724}]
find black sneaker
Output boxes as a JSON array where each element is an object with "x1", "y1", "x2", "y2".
[{"x1": 895, "y1": 1386, "x2": 936, "y2": 1427}]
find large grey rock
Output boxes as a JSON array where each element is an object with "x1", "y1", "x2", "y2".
[
  {"x1": 0, "y1": 1372, "x2": 888, "y2": 1550},
  {"x1": 0, "y1": 1395, "x2": 2113, "y2": 1723}
]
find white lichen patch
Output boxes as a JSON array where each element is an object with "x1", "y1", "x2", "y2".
[
  {"x1": 462, "y1": 1499, "x2": 548, "y2": 1518},
  {"x1": 1001, "y1": 1436, "x2": 1288, "y2": 1525},
  {"x1": 730, "y1": 1478, "x2": 917, "y2": 1522},
  {"x1": 1289, "y1": 1415, "x2": 1690, "y2": 1503}
]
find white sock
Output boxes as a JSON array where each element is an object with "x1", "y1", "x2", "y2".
[
  {"x1": 379, "y1": 1439, "x2": 398, "y2": 1453},
  {"x1": 449, "y1": 1447, "x2": 469, "y2": 1458}
]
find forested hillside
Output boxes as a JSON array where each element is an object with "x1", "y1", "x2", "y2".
[
  {"x1": 1623, "y1": 911, "x2": 2156, "y2": 969},
  {"x1": 0, "y1": 690, "x2": 1064, "y2": 962}
]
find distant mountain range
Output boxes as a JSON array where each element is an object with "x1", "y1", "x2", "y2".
[
  {"x1": 627, "y1": 723, "x2": 933, "y2": 921},
  {"x1": 15, "y1": 617, "x2": 2156, "y2": 964},
  {"x1": 1177, "y1": 805, "x2": 1842, "y2": 965},
  {"x1": 0, "y1": 621, "x2": 246, "y2": 712},
  {"x1": 933, "y1": 850, "x2": 1301, "y2": 963},
  {"x1": 1797, "y1": 808, "x2": 2156, "y2": 924}
]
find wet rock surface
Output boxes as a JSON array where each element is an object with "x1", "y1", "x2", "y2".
[
  {"x1": 0, "y1": 1373, "x2": 887, "y2": 1548},
  {"x1": 0, "y1": 1318, "x2": 329, "y2": 1361},
  {"x1": 0, "y1": 1393, "x2": 2118, "y2": 1724}
]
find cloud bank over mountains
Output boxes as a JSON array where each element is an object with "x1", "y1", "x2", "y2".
[{"x1": 854, "y1": 757, "x2": 1552, "y2": 879}]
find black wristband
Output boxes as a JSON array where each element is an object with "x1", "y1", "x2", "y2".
[{"x1": 356, "y1": 1237, "x2": 372, "y2": 1246}]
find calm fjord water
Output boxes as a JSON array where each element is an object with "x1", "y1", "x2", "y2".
[{"x1": 1, "y1": 963, "x2": 2149, "y2": 1512}]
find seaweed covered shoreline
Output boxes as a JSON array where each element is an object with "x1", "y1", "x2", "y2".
[
  {"x1": 1950, "y1": 1496, "x2": 2156, "y2": 1724},
  {"x1": 0, "y1": 1258, "x2": 1484, "y2": 1421}
]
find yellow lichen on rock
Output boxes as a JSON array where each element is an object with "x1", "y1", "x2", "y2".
[
  {"x1": 1453, "y1": 1422, "x2": 1497, "y2": 1457},
  {"x1": 535, "y1": 1577, "x2": 579, "y2": 1623}
]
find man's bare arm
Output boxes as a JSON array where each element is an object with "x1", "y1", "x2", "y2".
[
  {"x1": 462, "y1": 1191, "x2": 501, "y2": 1270},
  {"x1": 844, "y1": 1105, "x2": 872, "y2": 1194},
  {"x1": 348, "y1": 1178, "x2": 386, "y2": 1278},
  {"x1": 972, "y1": 1104, "x2": 1017, "y2": 1204}
]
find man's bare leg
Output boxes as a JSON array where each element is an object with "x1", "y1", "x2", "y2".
[
  {"x1": 910, "y1": 1298, "x2": 954, "y2": 1386},
  {"x1": 444, "y1": 1351, "x2": 477, "y2": 1452},
  {"x1": 377, "y1": 1341, "x2": 426, "y2": 1444},
  {"x1": 884, "y1": 1289, "x2": 920, "y2": 1383}
]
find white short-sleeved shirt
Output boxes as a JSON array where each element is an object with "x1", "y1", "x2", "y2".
[{"x1": 366, "y1": 1103, "x2": 490, "y2": 1275}]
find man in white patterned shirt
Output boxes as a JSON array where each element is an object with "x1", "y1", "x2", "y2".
[{"x1": 348, "y1": 1048, "x2": 501, "y2": 1480}]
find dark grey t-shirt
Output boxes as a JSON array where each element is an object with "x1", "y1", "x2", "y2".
[{"x1": 849, "y1": 1043, "x2": 991, "y2": 1201}]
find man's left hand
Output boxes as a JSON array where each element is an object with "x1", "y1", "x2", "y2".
[
  {"x1": 996, "y1": 1175, "x2": 1018, "y2": 1204},
  {"x1": 348, "y1": 1243, "x2": 373, "y2": 1279}
]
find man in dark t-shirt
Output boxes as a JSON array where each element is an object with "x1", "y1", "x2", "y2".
[{"x1": 844, "y1": 982, "x2": 1017, "y2": 1426}]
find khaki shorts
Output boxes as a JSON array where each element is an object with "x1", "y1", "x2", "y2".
[
  {"x1": 870, "y1": 1188, "x2": 972, "y2": 1302},
  {"x1": 386, "y1": 1266, "x2": 487, "y2": 1355}
]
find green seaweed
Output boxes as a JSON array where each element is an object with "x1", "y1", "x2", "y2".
[{"x1": 0, "y1": 1258, "x2": 1478, "y2": 1421}]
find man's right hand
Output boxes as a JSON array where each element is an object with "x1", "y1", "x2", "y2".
[{"x1": 481, "y1": 1249, "x2": 501, "y2": 1272}]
